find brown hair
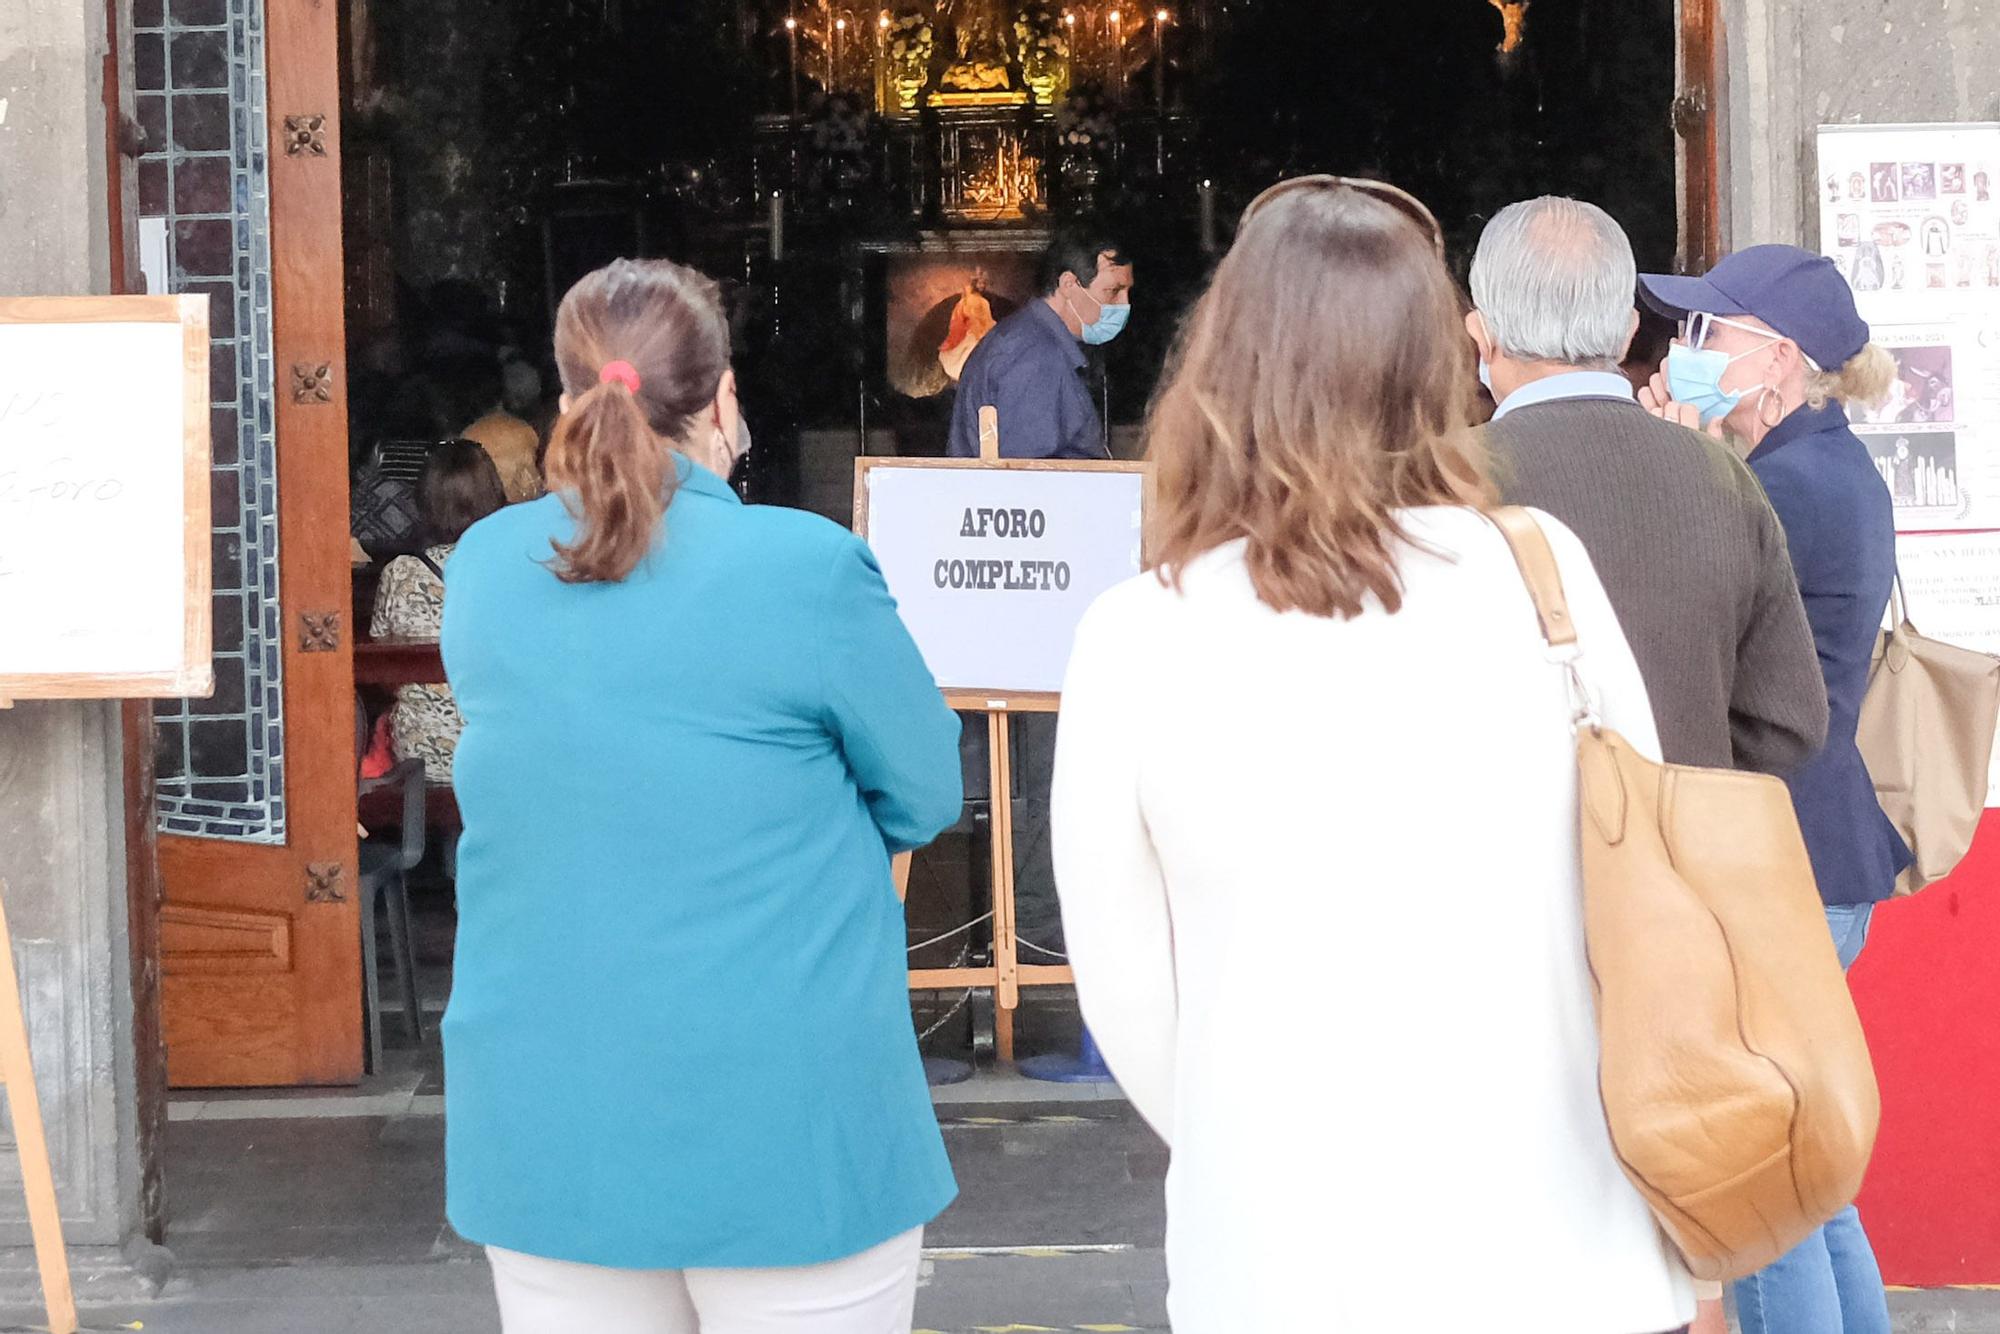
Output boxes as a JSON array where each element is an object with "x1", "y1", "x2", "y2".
[
  {"x1": 419, "y1": 438, "x2": 508, "y2": 544},
  {"x1": 544, "y1": 258, "x2": 731, "y2": 584},
  {"x1": 1144, "y1": 180, "x2": 1493, "y2": 619}
]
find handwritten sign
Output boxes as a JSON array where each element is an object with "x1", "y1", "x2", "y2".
[
  {"x1": 856, "y1": 460, "x2": 1145, "y2": 695},
  {"x1": 0, "y1": 297, "x2": 212, "y2": 699}
]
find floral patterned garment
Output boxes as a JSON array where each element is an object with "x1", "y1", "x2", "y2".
[{"x1": 369, "y1": 545, "x2": 461, "y2": 785}]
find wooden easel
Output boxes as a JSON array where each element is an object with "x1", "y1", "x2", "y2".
[
  {"x1": 893, "y1": 693, "x2": 1065, "y2": 1062},
  {"x1": 0, "y1": 876, "x2": 78, "y2": 1334}
]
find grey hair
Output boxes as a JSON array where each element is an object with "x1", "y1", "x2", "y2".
[{"x1": 1471, "y1": 197, "x2": 1638, "y2": 366}]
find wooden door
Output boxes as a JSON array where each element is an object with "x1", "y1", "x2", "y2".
[
  {"x1": 1674, "y1": 0, "x2": 1724, "y2": 271},
  {"x1": 155, "y1": 0, "x2": 360, "y2": 1087}
]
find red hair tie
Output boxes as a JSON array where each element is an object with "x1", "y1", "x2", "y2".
[{"x1": 598, "y1": 360, "x2": 641, "y2": 394}]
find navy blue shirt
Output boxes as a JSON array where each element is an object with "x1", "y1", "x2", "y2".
[
  {"x1": 947, "y1": 299, "x2": 1105, "y2": 459},
  {"x1": 1748, "y1": 402, "x2": 1913, "y2": 904}
]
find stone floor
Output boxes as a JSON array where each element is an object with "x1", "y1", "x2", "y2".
[
  {"x1": 63, "y1": 1073, "x2": 1170, "y2": 1334},
  {"x1": 12, "y1": 1062, "x2": 2000, "y2": 1333},
  {"x1": 21, "y1": 886, "x2": 1993, "y2": 1333}
]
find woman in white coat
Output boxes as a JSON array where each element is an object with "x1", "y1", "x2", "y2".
[{"x1": 1050, "y1": 177, "x2": 1696, "y2": 1334}]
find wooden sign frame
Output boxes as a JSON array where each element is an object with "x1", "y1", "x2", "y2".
[
  {"x1": 856, "y1": 433, "x2": 1149, "y2": 1063},
  {"x1": 0, "y1": 294, "x2": 213, "y2": 704}
]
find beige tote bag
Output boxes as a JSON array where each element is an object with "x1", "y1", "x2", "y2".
[
  {"x1": 1493, "y1": 508, "x2": 1878, "y2": 1283},
  {"x1": 1858, "y1": 579, "x2": 2000, "y2": 895}
]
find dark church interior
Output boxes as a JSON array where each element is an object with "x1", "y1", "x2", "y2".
[{"x1": 336, "y1": 0, "x2": 1679, "y2": 1066}]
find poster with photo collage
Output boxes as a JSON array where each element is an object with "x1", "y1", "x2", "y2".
[
  {"x1": 1818, "y1": 123, "x2": 2000, "y2": 533},
  {"x1": 1818, "y1": 123, "x2": 2000, "y2": 805}
]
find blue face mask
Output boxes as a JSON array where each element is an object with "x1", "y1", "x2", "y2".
[
  {"x1": 1665, "y1": 343, "x2": 1765, "y2": 426},
  {"x1": 1066, "y1": 289, "x2": 1131, "y2": 345},
  {"x1": 1477, "y1": 360, "x2": 1493, "y2": 393}
]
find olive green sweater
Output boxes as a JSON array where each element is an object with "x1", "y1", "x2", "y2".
[{"x1": 1484, "y1": 393, "x2": 1828, "y2": 774}]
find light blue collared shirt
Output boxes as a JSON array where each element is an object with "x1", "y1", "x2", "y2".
[{"x1": 1491, "y1": 369, "x2": 1637, "y2": 420}]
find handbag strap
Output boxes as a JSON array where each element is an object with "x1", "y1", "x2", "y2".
[
  {"x1": 1488, "y1": 506, "x2": 1600, "y2": 729},
  {"x1": 1489, "y1": 506, "x2": 1577, "y2": 651}
]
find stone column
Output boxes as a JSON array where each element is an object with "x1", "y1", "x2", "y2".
[
  {"x1": 0, "y1": 0, "x2": 161, "y2": 1307},
  {"x1": 1720, "y1": 0, "x2": 2000, "y2": 248}
]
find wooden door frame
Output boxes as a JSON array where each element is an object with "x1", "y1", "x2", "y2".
[
  {"x1": 1676, "y1": 0, "x2": 1725, "y2": 272},
  {"x1": 148, "y1": 0, "x2": 362, "y2": 1089},
  {"x1": 102, "y1": 0, "x2": 168, "y2": 1238},
  {"x1": 120, "y1": 0, "x2": 1727, "y2": 1094},
  {"x1": 261, "y1": 0, "x2": 364, "y2": 1086}
]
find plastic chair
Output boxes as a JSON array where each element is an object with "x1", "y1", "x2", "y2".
[{"x1": 356, "y1": 713, "x2": 427, "y2": 1074}]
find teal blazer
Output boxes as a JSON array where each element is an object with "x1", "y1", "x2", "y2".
[{"x1": 439, "y1": 460, "x2": 962, "y2": 1269}]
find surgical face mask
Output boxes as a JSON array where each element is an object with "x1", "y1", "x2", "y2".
[
  {"x1": 1065, "y1": 288, "x2": 1131, "y2": 345},
  {"x1": 1664, "y1": 343, "x2": 1766, "y2": 426},
  {"x1": 1477, "y1": 360, "x2": 1493, "y2": 393},
  {"x1": 736, "y1": 416, "x2": 753, "y2": 459}
]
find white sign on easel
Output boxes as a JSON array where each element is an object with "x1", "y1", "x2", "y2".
[
  {"x1": 856, "y1": 461, "x2": 1145, "y2": 695},
  {"x1": 855, "y1": 439, "x2": 1148, "y2": 1064},
  {"x1": 0, "y1": 294, "x2": 213, "y2": 1334},
  {"x1": 0, "y1": 296, "x2": 213, "y2": 700}
]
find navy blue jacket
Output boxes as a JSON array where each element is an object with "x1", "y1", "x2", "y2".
[
  {"x1": 947, "y1": 299, "x2": 1106, "y2": 459},
  {"x1": 1747, "y1": 403, "x2": 1913, "y2": 904}
]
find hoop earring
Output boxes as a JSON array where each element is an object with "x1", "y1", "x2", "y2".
[{"x1": 1757, "y1": 389, "x2": 1785, "y2": 430}]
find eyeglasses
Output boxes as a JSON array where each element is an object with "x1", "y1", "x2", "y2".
[
  {"x1": 1678, "y1": 311, "x2": 1779, "y2": 352},
  {"x1": 1239, "y1": 175, "x2": 1446, "y2": 256}
]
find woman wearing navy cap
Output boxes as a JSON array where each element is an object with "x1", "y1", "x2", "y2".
[{"x1": 1637, "y1": 244, "x2": 1905, "y2": 1334}]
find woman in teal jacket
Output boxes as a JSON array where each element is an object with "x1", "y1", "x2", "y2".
[{"x1": 440, "y1": 258, "x2": 962, "y2": 1332}]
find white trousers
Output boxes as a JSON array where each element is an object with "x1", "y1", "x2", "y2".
[{"x1": 486, "y1": 1228, "x2": 924, "y2": 1334}]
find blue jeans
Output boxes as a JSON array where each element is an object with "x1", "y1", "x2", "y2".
[{"x1": 1729, "y1": 904, "x2": 1890, "y2": 1334}]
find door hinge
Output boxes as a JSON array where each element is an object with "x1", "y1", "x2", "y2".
[
  {"x1": 305, "y1": 863, "x2": 347, "y2": 904},
  {"x1": 1671, "y1": 89, "x2": 1709, "y2": 140},
  {"x1": 299, "y1": 611, "x2": 342, "y2": 653}
]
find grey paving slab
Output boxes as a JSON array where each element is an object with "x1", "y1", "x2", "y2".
[
  {"x1": 66, "y1": 1100, "x2": 1998, "y2": 1334},
  {"x1": 0, "y1": 1251, "x2": 1171, "y2": 1334},
  {"x1": 12, "y1": 1261, "x2": 2000, "y2": 1334}
]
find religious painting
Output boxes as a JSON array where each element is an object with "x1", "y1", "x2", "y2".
[{"x1": 883, "y1": 248, "x2": 1040, "y2": 399}]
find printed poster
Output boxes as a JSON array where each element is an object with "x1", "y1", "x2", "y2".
[
  {"x1": 1818, "y1": 122, "x2": 2000, "y2": 533},
  {"x1": 1820, "y1": 124, "x2": 2000, "y2": 810}
]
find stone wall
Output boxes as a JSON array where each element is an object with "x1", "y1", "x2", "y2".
[
  {"x1": 0, "y1": 0, "x2": 153, "y2": 1304},
  {"x1": 1722, "y1": 0, "x2": 2000, "y2": 247}
]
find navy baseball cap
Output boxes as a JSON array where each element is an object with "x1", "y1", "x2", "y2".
[{"x1": 1638, "y1": 244, "x2": 1870, "y2": 371}]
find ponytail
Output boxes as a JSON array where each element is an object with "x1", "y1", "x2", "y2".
[
  {"x1": 541, "y1": 258, "x2": 732, "y2": 585},
  {"x1": 544, "y1": 381, "x2": 677, "y2": 584},
  {"x1": 1806, "y1": 341, "x2": 1897, "y2": 411}
]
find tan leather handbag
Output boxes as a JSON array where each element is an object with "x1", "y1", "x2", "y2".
[
  {"x1": 1859, "y1": 578, "x2": 2000, "y2": 895},
  {"x1": 1491, "y1": 507, "x2": 1880, "y2": 1284}
]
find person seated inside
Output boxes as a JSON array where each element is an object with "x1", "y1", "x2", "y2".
[
  {"x1": 369, "y1": 439, "x2": 507, "y2": 785},
  {"x1": 460, "y1": 358, "x2": 547, "y2": 504}
]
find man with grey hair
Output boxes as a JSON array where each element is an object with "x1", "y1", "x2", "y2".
[{"x1": 1471, "y1": 196, "x2": 1828, "y2": 778}]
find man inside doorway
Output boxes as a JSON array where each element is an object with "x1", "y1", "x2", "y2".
[
  {"x1": 947, "y1": 232, "x2": 1134, "y2": 460},
  {"x1": 946, "y1": 233, "x2": 1133, "y2": 960}
]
